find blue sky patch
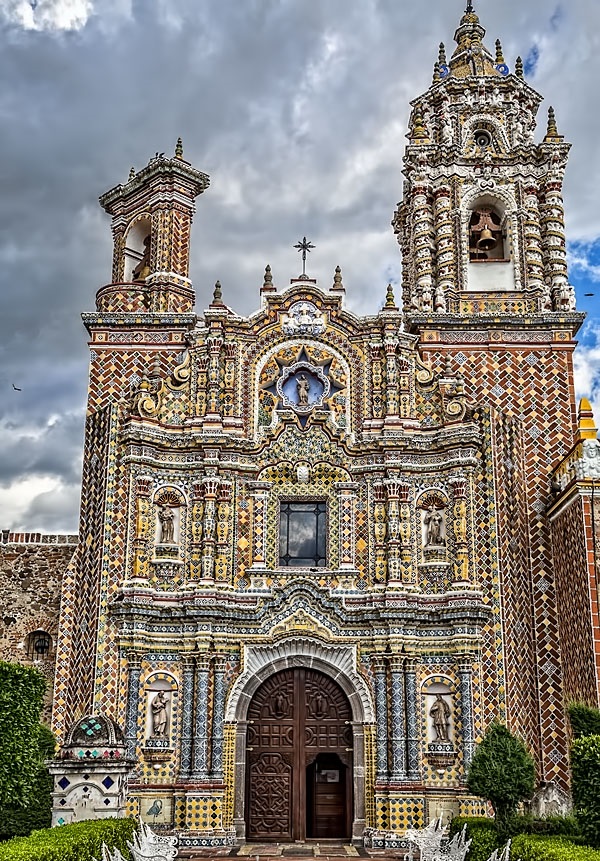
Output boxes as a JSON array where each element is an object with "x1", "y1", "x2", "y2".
[{"x1": 524, "y1": 44, "x2": 540, "y2": 77}]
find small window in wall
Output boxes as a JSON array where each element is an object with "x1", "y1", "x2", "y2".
[
  {"x1": 469, "y1": 207, "x2": 506, "y2": 262},
  {"x1": 279, "y1": 501, "x2": 327, "y2": 567},
  {"x1": 26, "y1": 630, "x2": 52, "y2": 660}
]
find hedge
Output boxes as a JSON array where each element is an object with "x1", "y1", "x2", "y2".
[
  {"x1": 0, "y1": 663, "x2": 47, "y2": 808},
  {"x1": 568, "y1": 703, "x2": 600, "y2": 740},
  {"x1": 448, "y1": 817, "x2": 499, "y2": 861},
  {"x1": 0, "y1": 818, "x2": 136, "y2": 861},
  {"x1": 0, "y1": 725, "x2": 56, "y2": 840},
  {"x1": 512, "y1": 834, "x2": 600, "y2": 860},
  {"x1": 572, "y1": 734, "x2": 600, "y2": 848}
]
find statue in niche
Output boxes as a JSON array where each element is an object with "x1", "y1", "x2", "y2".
[
  {"x1": 150, "y1": 691, "x2": 169, "y2": 738},
  {"x1": 158, "y1": 505, "x2": 175, "y2": 544},
  {"x1": 296, "y1": 373, "x2": 310, "y2": 406},
  {"x1": 429, "y1": 693, "x2": 451, "y2": 742},
  {"x1": 132, "y1": 235, "x2": 151, "y2": 281},
  {"x1": 424, "y1": 507, "x2": 445, "y2": 546}
]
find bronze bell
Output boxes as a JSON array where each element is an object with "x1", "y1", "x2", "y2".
[{"x1": 477, "y1": 227, "x2": 497, "y2": 251}]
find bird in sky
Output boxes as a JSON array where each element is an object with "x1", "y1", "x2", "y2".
[{"x1": 12, "y1": 383, "x2": 21, "y2": 391}]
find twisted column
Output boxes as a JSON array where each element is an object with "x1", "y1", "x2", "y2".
[
  {"x1": 389, "y1": 655, "x2": 407, "y2": 781},
  {"x1": 179, "y1": 658, "x2": 195, "y2": 777},
  {"x1": 192, "y1": 654, "x2": 211, "y2": 780},
  {"x1": 125, "y1": 651, "x2": 142, "y2": 759},
  {"x1": 373, "y1": 656, "x2": 389, "y2": 782}
]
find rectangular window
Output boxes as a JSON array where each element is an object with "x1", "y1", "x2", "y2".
[{"x1": 279, "y1": 501, "x2": 327, "y2": 567}]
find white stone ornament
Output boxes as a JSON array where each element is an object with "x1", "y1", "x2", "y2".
[
  {"x1": 281, "y1": 301, "x2": 325, "y2": 336},
  {"x1": 97, "y1": 821, "x2": 178, "y2": 861}
]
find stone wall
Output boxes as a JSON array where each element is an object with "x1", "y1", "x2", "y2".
[{"x1": 0, "y1": 531, "x2": 77, "y2": 723}]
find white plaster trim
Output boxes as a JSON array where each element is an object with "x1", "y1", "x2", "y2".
[{"x1": 225, "y1": 636, "x2": 375, "y2": 722}]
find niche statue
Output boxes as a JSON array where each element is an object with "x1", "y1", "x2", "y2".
[
  {"x1": 424, "y1": 507, "x2": 445, "y2": 546},
  {"x1": 158, "y1": 505, "x2": 175, "y2": 544},
  {"x1": 150, "y1": 690, "x2": 169, "y2": 738},
  {"x1": 429, "y1": 693, "x2": 451, "y2": 742}
]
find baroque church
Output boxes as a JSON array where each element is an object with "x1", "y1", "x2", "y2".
[{"x1": 2, "y1": 4, "x2": 600, "y2": 848}]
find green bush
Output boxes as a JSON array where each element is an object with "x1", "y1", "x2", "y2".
[
  {"x1": 466, "y1": 723, "x2": 536, "y2": 839},
  {"x1": 0, "y1": 818, "x2": 136, "y2": 861},
  {"x1": 572, "y1": 734, "x2": 600, "y2": 848},
  {"x1": 507, "y1": 813, "x2": 581, "y2": 837},
  {"x1": 0, "y1": 663, "x2": 47, "y2": 808},
  {"x1": 448, "y1": 817, "x2": 499, "y2": 861},
  {"x1": 0, "y1": 725, "x2": 56, "y2": 840},
  {"x1": 512, "y1": 834, "x2": 600, "y2": 860},
  {"x1": 569, "y1": 703, "x2": 600, "y2": 740}
]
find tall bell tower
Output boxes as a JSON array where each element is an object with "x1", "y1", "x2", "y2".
[
  {"x1": 393, "y1": 4, "x2": 575, "y2": 315},
  {"x1": 394, "y1": 5, "x2": 585, "y2": 791}
]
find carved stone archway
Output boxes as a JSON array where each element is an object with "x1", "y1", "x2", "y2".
[{"x1": 226, "y1": 637, "x2": 374, "y2": 843}]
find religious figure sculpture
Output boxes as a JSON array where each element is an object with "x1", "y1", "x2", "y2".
[
  {"x1": 424, "y1": 507, "x2": 445, "y2": 546},
  {"x1": 158, "y1": 505, "x2": 175, "y2": 544},
  {"x1": 150, "y1": 691, "x2": 169, "y2": 738},
  {"x1": 132, "y1": 235, "x2": 151, "y2": 281},
  {"x1": 296, "y1": 373, "x2": 310, "y2": 406},
  {"x1": 429, "y1": 693, "x2": 451, "y2": 742}
]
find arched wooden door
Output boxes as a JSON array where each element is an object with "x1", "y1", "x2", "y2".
[{"x1": 246, "y1": 668, "x2": 353, "y2": 841}]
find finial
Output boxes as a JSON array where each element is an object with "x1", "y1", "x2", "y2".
[
  {"x1": 332, "y1": 265, "x2": 345, "y2": 293},
  {"x1": 213, "y1": 280, "x2": 223, "y2": 304},
  {"x1": 544, "y1": 106, "x2": 563, "y2": 141},
  {"x1": 128, "y1": 167, "x2": 135, "y2": 181},
  {"x1": 432, "y1": 62, "x2": 441, "y2": 83},
  {"x1": 577, "y1": 397, "x2": 599, "y2": 441},
  {"x1": 262, "y1": 264, "x2": 275, "y2": 292},
  {"x1": 385, "y1": 283, "x2": 397, "y2": 309},
  {"x1": 294, "y1": 236, "x2": 316, "y2": 277},
  {"x1": 411, "y1": 107, "x2": 428, "y2": 140},
  {"x1": 515, "y1": 56, "x2": 524, "y2": 78},
  {"x1": 175, "y1": 137, "x2": 183, "y2": 159},
  {"x1": 495, "y1": 39, "x2": 505, "y2": 64},
  {"x1": 465, "y1": 0, "x2": 474, "y2": 11},
  {"x1": 438, "y1": 42, "x2": 447, "y2": 65}
]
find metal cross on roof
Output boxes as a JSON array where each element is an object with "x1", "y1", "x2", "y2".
[
  {"x1": 294, "y1": 236, "x2": 315, "y2": 277},
  {"x1": 465, "y1": 0, "x2": 474, "y2": 11}
]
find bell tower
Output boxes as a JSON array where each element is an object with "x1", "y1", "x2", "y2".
[
  {"x1": 99, "y1": 139, "x2": 209, "y2": 313},
  {"x1": 393, "y1": 4, "x2": 575, "y2": 315}
]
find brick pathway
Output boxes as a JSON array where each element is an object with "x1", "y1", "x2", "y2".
[{"x1": 179, "y1": 844, "x2": 410, "y2": 861}]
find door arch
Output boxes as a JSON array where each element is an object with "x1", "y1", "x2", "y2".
[{"x1": 246, "y1": 668, "x2": 353, "y2": 841}]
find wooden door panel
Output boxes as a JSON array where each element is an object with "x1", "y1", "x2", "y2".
[{"x1": 246, "y1": 668, "x2": 352, "y2": 841}]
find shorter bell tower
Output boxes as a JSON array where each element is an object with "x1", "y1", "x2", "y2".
[{"x1": 98, "y1": 139, "x2": 210, "y2": 313}]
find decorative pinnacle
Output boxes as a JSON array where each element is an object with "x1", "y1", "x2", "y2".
[
  {"x1": 515, "y1": 56, "x2": 524, "y2": 78},
  {"x1": 432, "y1": 62, "x2": 440, "y2": 83},
  {"x1": 545, "y1": 106, "x2": 562, "y2": 141},
  {"x1": 175, "y1": 137, "x2": 184, "y2": 159},
  {"x1": 411, "y1": 107, "x2": 428, "y2": 140},
  {"x1": 385, "y1": 283, "x2": 397, "y2": 309},
  {"x1": 128, "y1": 167, "x2": 136, "y2": 181},
  {"x1": 294, "y1": 236, "x2": 315, "y2": 277},
  {"x1": 438, "y1": 42, "x2": 447, "y2": 65},
  {"x1": 332, "y1": 265, "x2": 344, "y2": 292},
  {"x1": 212, "y1": 280, "x2": 223, "y2": 303},
  {"x1": 495, "y1": 39, "x2": 505, "y2": 64},
  {"x1": 262, "y1": 264, "x2": 274, "y2": 290}
]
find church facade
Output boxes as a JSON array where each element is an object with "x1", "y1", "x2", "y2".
[{"x1": 34, "y1": 5, "x2": 600, "y2": 847}]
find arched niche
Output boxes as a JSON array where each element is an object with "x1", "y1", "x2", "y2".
[
  {"x1": 153, "y1": 486, "x2": 186, "y2": 547},
  {"x1": 25, "y1": 629, "x2": 53, "y2": 661},
  {"x1": 461, "y1": 191, "x2": 518, "y2": 292},
  {"x1": 144, "y1": 672, "x2": 178, "y2": 747},
  {"x1": 416, "y1": 490, "x2": 448, "y2": 552},
  {"x1": 421, "y1": 676, "x2": 456, "y2": 746},
  {"x1": 124, "y1": 216, "x2": 152, "y2": 283}
]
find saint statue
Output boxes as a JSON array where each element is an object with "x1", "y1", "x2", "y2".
[
  {"x1": 424, "y1": 508, "x2": 445, "y2": 546},
  {"x1": 429, "y1": 693, "x2": 451, "y2": 742},
  {"x1": 132, "y1": 235, "x2": 151, "y2": 281},
  {"x1": 151, "y1": 690, "x2": 169, "y2": 738},
  {"x1": 296, "y1": 373, "x2": 310, "y2": 406},
  {"x1": 158, "y1": 505, "x2": 175, "y2": 544}
]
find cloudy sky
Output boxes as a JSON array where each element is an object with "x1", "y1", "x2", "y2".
[{"x1": 0, "y1": 0, "x2": 599, "y2": 533}]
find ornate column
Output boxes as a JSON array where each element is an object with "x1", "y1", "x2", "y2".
[
  {"x1": 405, "y1": 657, "x2": 420, "y2": 780},
  {"x1": 434, "y1": 183, "x2": 453, "y2": 310},
  {"x1": 523, "y1": 185, "x2": 546, "y2": 305},
  {"x1": 192, "y1": 654, "x2": 211, "y2": 780},
  {"x1": 197, "y1": 354, "x2": 209, "y2": 417},
  {"x1": 389, "y1": 655, "x2": 407, "y2": 781},
  {"x1": 449, "y1": 478, "x2": 470, "y2": 587},
  {"x1": 125, "y1": 651, "x2": 142, "y2": 759},
  {"x1": 384, "y1": 338, "x2": 400, "y2": 425},
  {"x1": 215, "y1": 481, "x2": 233, "y2": 583},
  {"x1": 222, "y1": 342, "x2": 236, "y2": 423},
  {"x1": 189, "y1": 481, "x2": 204, "y2": 581},
  {"x1": 369, "y1": 343, "x2": 384, "y2": 429},
  {"x1": 179, "y1": 657, "x2": 195, "y2": 777},
  {"x1": 457, "y1": 657, "x2": 475, "y2": 772},
  {"x1": 398, "y1": 482, "x2": 415, "y2": 587},
  {"x1": 335, "y1": 482, "x2": 359, "y2": 572},
  {"x1": 131, "y1": 478, "x2": 152, "y2": 583},
  {"x1": 373, "y1": 656, "x2": 389, "y2": 782},
  {"x1": 540, "y1": 176, "x2": 573, "y2": 310},
  {"x1": 248, "y1": 481, "x2": 271, "y2": 570},
  {"x1": 211, "y1": 655, "x2": 227, "y2": 780},
  {"x1": 201, "y1": 477, "x2": 219, "y2": 581},
  {"x1": 203, "y1": 332, "x2": 223, "y2": 430},
  {"x1": 384, "y1": 479, "x2": 402, "y2": 587},
  {"x1": 372, "y1": 482, "x2": 387, "y2": 585},
  {"x1": 412, "y1": 183, "x2": 435, "y2": 311}
]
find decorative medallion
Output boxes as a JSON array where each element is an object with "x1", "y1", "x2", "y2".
[
  {"x1": 438, "y1": 64, "x2": 450, "y2": 79},
  {"x1": 495, "y1": 63, "x2": 509, "y2": 76},
  {"x1": 281, "y1": 301, "x2": 325, "y2": 336}
]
